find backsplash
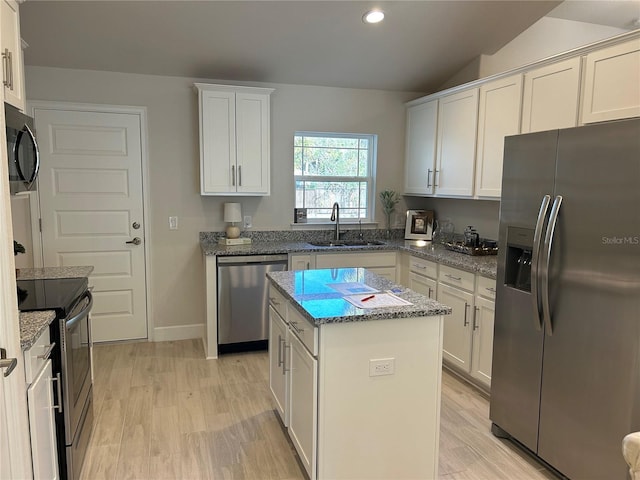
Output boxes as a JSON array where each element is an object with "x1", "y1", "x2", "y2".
[{"x1": 200, "y1": 228, "x2": 405, "y2": 243}]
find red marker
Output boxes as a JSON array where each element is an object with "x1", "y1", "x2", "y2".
[{"x1": 361, "y1": 295, "x2": 375, "y2": 302}]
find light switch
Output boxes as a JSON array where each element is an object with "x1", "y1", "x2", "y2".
[{"x1": 169, "y1": 216, "x2": 178, "y2": 230}]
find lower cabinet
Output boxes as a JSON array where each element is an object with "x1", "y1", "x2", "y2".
[
  {"x1": 438, "y1": 282, "x2": 474, "y2": 371},
  {"x1": 24, "y1": 329, "x2": 59, "y2": 480},
  {"x1": 289, "y1": 253, "x2": 314, "y2": 271},
  {"x1": 268, "y1": 306, "x2": 289, "y2": 425},
  {"x1": 288, "y1": 332, "x2": 318, "y2": 479},
  {"x1": 471, "y1": 295, "x2": 495, "y2": 387}
]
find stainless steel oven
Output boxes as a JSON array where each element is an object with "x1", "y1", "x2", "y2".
[
  {"x1": 59, "y1": 290, "x2": 93, "y2": 480},
  {"x1": 5, "y1": 103, "x2": 39, "y2": 194}
]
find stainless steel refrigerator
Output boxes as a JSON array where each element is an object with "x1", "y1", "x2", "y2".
[{"x1": 490, "y1": 118, "x2": 640, "y2": 479}]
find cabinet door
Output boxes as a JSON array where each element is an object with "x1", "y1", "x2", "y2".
[
  {"x1": 289, "y1": 333, "x2": 318, "y2": 480},
  {"x1": 236, "y1": 92, "x2": 270, "y2": 195},
  {"x1": 471, "y1": 295, "x2": 495, "y2": 388},
  {"x1": 581, "y1": 38, "x2": 640, "y2": 124},
  {"x1": 409, "y1": 272, "x2": 437, "y2": 299},
  {"x1": 404, "y1": 100, "x2": 438, "y2": 195},
  {"x1": 435, "y1": 88, "x2": 478, "y2": 197},
  {"x1": 475, "y1": 75, "x2": 523, "y2": 198},
  {"x1": 27, "y1": 359, "x2": 59, "y2": 480},
  {"x1": 200, "y1": 90, "x2": 236, "y2": 194},
  {"x1": 437, "y1": 283, "x2": 473, "y2": 372},
  {"x1": 269, "y1": 307, "x2": 289, "y2": 425},
  {"x1": 1, "y1": 0, "x2": 24, "y2": 111},
  {"x1": 521, "y1": 57, "x2": 581, "y2": 134},
  {"x1": 289, "y1": 254, "x2": 314, "y2": 271}
]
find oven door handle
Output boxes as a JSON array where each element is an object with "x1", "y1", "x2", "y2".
[{"x1": 65, "y1": 290, "x2": 93, "y2": 330}]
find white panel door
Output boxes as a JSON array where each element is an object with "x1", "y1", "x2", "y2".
[
  {"x1": 36, "y1": 107, "x2": 148, "y2": 342},
  {"x1": 200, "y1": 90, "x2": 235, "y2": 194},
  {"x1": 438, "y1": 282, "x2": 473, "y2": 372},
  {"x1": 404, "y1": 100, "x2": 438, "y2": 195},
  {"x1": 521, "y1": 57, "x2": 581, "y2": 133},
  {"x1": 475, "y1": 74, "x2": 523, "y2": 198},
  {"x1": 236, "y1": 92, "x2": 270, "y2": 195},
  {"x1": 471, "y1": 295, "x2": 495, "y2": 388}
]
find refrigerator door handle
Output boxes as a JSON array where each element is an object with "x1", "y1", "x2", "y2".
[
  {"x1": 531, "y1": 194, "x2": 551, "y2": 331},
  {"x1": 541, "y1": 195, "x2": 563, "y2": 336}
]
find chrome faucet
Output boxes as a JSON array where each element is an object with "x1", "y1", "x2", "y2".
[{"x1": 330, "y1": 202, "x2": 340, "y2": 241}]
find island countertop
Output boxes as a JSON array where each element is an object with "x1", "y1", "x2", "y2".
[
  {"x1": 267, "y1": 267, "x2": 451, "y2": 325},
  {"x1": 17, "y1": 266, "x2": 94, "y2": 280}
]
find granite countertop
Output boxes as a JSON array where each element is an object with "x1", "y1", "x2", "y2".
[
  {"x1": 267, "y1": 268, "x2": 452, "y2": 325},
  {"x1": 200, "y1": 237, "x2": 497, "y2": 279},
  {"x1": 19, "y1": 310, "x2": 56, "y2": 350},
  {"x1": 17, "y1": 266, "x2": 94, "y2": 280}
]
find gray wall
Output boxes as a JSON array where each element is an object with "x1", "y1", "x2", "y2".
[{"x1": 25, "y1": 66, "x2": 419, "y2": 334}]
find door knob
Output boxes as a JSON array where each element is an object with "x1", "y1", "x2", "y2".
[
  {"x1": 126, "y1": 237, "x2": 142, "y2": 246},
  {"x1": 0, "y1": 348, "x2": 17, "y2": 378}
]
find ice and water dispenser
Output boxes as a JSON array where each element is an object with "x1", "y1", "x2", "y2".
[{"x1": 504, "y1": 226, "x2": 533, "y2": 292}]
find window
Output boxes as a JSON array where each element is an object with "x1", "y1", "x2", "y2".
[{"x1": 294, "y1": 132, "x2": 377, "y2": 222}]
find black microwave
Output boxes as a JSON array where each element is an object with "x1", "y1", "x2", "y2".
[{"x1": 6, "y1": 103, "x2": 39, "y2": 194}]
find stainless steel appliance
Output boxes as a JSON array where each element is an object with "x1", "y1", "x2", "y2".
[
  {"x1": 491, "y1": 118, "x2": 640, "y2": 479},
  {"x1": 5, "y1": 103, "x2": 39, "y2": 194},
  {"x1": 217, "y1": 254, "x2": 288, "y2": 353},
  {"x1": 17, "y1": 277, "x2": 93, "y2": 480}
]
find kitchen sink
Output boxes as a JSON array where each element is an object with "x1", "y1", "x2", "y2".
[{"x1": 307, "y1": 240, "x2": 386, "y2": 247}]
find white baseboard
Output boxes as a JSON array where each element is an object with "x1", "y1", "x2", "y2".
[{"x1": 153, "y1": 323, "x2": 205, "y2": 342}]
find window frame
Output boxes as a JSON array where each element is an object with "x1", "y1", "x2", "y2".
[{"x1": 293, "y1": 131, "x2": 377, "y2": 224}]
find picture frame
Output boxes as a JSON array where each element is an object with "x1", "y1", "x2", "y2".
[{"x1": 405, "y1": 209, "x2": 434, "y2": 240}]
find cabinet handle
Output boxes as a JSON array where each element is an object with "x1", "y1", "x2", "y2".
[
  {"x1": 52, "y1": 373, "x2": 63, "y2": 413},
  {"x1": 445, "y1": 274, "x2": 462, "y2": 281},
  {"x1": 485, "y1": 287, "x2": 496, "y2": 293},
  {"x1": 306, "y1": 262, "x2": 310, "y2": 270},
  {"x1": 238, "y1": 165, "x2": 242, "y2": 186},
  {"x1": 427, "y1": 169, "x2": 432, "y2": 188},
  {"x1": 463, "y1": 303, "x2": 469, "y2": 327},
  {"x1": 277, "y1": 335, "x2": 283, "y2": 367},
  {"x1": 37, "y1": 342, "x2": 56, "y2": 360},
  {"x1": 282, "y1": 343, "x2": 290, "y2": 374},
  {"x1": 2, "y1": 49, "x2": 8, "y2": 88},
  {"x1": 413, "y1": 263, "x2": 426, "y2": 270},
  {"x1": 428, "y1": 287, "x2": 433, "y2": 298},
  {"x1": 231, "y1": 165, "x2": 236, "y2": 186},
  {"x1": 473, "y1": 306, "x2": 479, "y2": 330},
  {"x1": 269, "y1": 297, "x2": 280, "y2": 306},
  {"x1": 290, "y1": 321, "x2": 305, "y2": 335},
  {"x1": 7, "y1": 50, "x2": 12, "y2": 90}
]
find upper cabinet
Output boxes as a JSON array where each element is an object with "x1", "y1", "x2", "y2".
[
  {"x1": 404, "y1": 100, "x2": 438, "y2": 195},
  {"x1": 475, "y1": 74, "x2": 522, "y2": 198},
  {"x1": 581, "y1": 38, "x2": 640, "y2": 124},
  {"x1": 521, "y1": 57, "x2": 581, "y2": 134},
  {"x1": 196, "y1": 83, "x2": 274, "y2": 196},
  {"x1": 1, "y1": 0, "x2": 25, "y2": 111},
  {"x1": 435, "y1": 88, "x2": 478, "y2": 198}
]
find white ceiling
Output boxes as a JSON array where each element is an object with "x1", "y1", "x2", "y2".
[{"x1": 18, "y1": 1, "x2": 637, "y2": 93}]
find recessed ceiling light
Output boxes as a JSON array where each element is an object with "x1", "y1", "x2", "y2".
[{"x1": 363, "y1": 9, "x2": 385, "y2": 24}]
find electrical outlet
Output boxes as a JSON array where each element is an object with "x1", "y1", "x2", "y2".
[
  {"x1": 369, "y1": 358, "x2": 395, "y2": 377},
  {"x1": 243, "y1": 215, "x2": 252, "y2": 228},
  {"x1": 169, "y1": 216, "x2": 178, "y2": 230}
]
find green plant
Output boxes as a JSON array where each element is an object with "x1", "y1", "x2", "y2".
[
  {"x1": 379, "y1": 189, "x2": 400, "y2": 215},
  {"x1": 13, "y1": 241, "x2": 25, "y2": 256}
]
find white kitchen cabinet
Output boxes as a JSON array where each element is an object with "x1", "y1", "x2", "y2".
[
  {"x1": 288, "y1": 330, "x2": 318, "y2": 480},
  {"x1": 581, "y1": 38, "x2": 640, "y2": 124},
  {"x1": 289, "y1": 253, "x2": 314, "y2": 271},
  {"x1": 404, "y1": 99, "x2": 438, "y2": 195},
  {"x1": 438, "y1": 282, "x2": 474, "y2": 372},
  {"x1": 268, "y1": 305, "x2": 289, "y2": 426},
  {"x1": 1, "y1": 0, "x2": 25, "y2": 111},
  {"x1": 435, "y1": 88, "x2": 478, "y2": 197},
  {"x1": 471, "y1": 294, "x2": 495, "y2": 388},
  {"x1": 24, "y1": 329, "x2": 59, "y2": 480},
  {"x1": 408, "y1": 255, "x2": 438, "y2": 299},
  {"x1": 314, "y1": 251, "x2": 397, "y2": 281},
  {"x1": 521, "y1": 57, "x2": 581, "y2": 133},
  {"x1": 475, "y1": 74, "x2": 523, "y2": 198},
  {"x1": 195, "y1": 83, "x2": 273, "y2": 196}
]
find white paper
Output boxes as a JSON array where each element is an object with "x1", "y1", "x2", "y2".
[
  {"x1": 328, "y1": 282, "x2": 378, "y2": 295},
  {"x1": 344, "y1": 292, "x2": 413, "y2": 309}
]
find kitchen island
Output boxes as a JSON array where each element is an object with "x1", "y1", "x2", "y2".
[{"x1": 267, "y1": 267, "x2": 451, "y2": 480}]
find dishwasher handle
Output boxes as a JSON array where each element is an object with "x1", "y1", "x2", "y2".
[{"x1": 217, "y1": 254, "x2": 289, "y2": 265}]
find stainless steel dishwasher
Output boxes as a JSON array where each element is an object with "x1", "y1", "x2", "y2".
[{"x1": 217, "y1": 254, "x2": 288, "y2": 353}]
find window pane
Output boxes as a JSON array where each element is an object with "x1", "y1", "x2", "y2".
[
  {"x1": 302, "y1": 136, "x2": 359, "y2": 149},
  {"x1": 358, "y1": 150, "x2": 368, "y2": 176},
  {"x1": 294, "y1": 135, "x2": 303, "y2": 147},
  {"x1": 294, "y1": 147, "x2": 303, "y2": 175},
  {"x1": 359, "y1": 138, "x2": 369, "y2": 149}
]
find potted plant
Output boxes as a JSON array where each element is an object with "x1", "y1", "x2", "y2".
[{"x1": 379, "y1": 189, "x2": 400, "y2": 238}]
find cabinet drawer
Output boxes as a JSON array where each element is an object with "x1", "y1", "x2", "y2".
[
  {"x1": 476, "y1": 276, "x2": 497, "y2": 300},
  {"x1": 269, "y1": 285, "x2": 287, "y2": 320},
  {"x1": 409, "y1": 256, "x2": 438, "y2": 279},
  {"x1": 439, "y1": 265, "x2": 475, "y2": 292},
  {"x1": 23, "y1": 328, "x2": 54, "y2": 385},
  {"x1": 315, "y1": 251, "x2": 396, "y2": 269},
  {"x1": 288, "y1": 305, "x2": 318, "y2": 357}
]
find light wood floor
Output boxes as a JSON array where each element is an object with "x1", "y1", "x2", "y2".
[{"x1": 82, "y1": 339, "x2": 558, "y2": 480}]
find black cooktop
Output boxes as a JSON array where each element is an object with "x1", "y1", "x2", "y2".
[{"x1": 17, "y1": 277, "x2": 88, "y2": 317}]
